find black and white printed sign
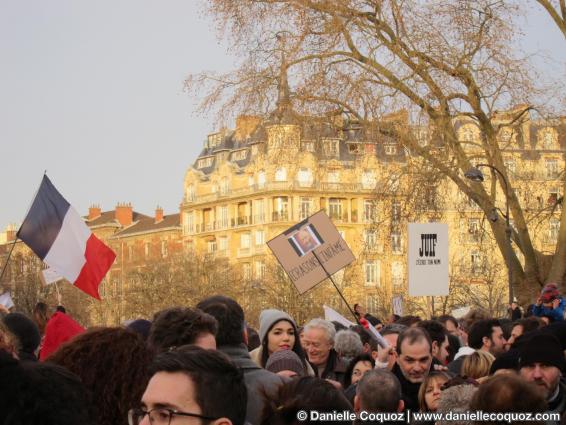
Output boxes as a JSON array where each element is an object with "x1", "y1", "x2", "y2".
[{"x1": 408, "y1": 223, "x2": 449, "y2": 296}]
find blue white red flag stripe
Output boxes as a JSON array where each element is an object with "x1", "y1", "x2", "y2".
[{"x1": 17, "y1": 175, "x2": 115, "y2": 299}]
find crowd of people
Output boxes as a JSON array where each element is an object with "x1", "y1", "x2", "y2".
[{"x1": 1, "y1": 283, "x2": 566, "y2": 425}]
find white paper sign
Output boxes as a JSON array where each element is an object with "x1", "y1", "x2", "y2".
[
  {"x1": 392, "y1": 296, "x2": 403, "y2": 316},
  {"x1": 40, "y1": 267, "x2": 65, "y2": 286},
  {"x1": 408, "y1": 223, "x2": 449, "y2": 296},
  {"x1": 323, "y1": 305, "x2": 389, "y2": 348},
  {"x1": 0, "y1": 291, "x2": 15, "y2": 309}
]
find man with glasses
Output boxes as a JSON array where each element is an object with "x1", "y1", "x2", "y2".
[{"x1": 129, "y1": 345, "x2": 247, "y2": 425}]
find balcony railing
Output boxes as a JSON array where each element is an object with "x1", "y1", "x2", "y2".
[
  {"x1": 272, "y1": 211, "x2": 290, "y2": 222},
  {"x1": 184, "y1": 181, "x2": 374, "y2": 205}
]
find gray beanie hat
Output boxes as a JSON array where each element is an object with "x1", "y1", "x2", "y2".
[{"x1": 259, "y1": 309, "x2": 296, "y2": 342}]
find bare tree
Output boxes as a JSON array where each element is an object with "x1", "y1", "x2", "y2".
[{"x1": 188, "y1": 0, "x2": 566, "y2": 303}]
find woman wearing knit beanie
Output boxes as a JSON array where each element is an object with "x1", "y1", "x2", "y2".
[{"x1": 250, "y1": 309, "x2": 314, "y2": 376}]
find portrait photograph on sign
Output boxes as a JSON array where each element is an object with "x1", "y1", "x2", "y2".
[
  {"x1": 267, "y1": 210, "x2": 355, "y2": 294},
  {"x1": 288, "y1": 224, "x2": 323, "y2": 256}
]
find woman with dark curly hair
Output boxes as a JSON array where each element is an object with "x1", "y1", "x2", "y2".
[{"x1": 47, "y1": 327, "x2": 153, "y2": 425}]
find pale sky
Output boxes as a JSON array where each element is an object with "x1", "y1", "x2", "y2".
[{"x1": 1, "y1": 1, "x2": 565, "y2": 229}]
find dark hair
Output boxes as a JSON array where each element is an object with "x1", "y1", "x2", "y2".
[
  {"x1": 396, "y1": 315, "x2": 422, "y2": 327},
  {"x1": 357, "y1": 369, "x2": 402, "y2": 412},
  {"x1": 468, "y1": 319, "x2": 501, "y2": 350},
  {"x1": 260, "y1": 376, "x2": 352, "y2": 425},
  {"x1": 149, "y1": 307, "x2": 217, "y2": 353},
  {"x1": 470, "y1": 375, "x2": 546, "y2": 424},
  {"x1": 33, "y1": 302, "x2": 50, "y2": 333},
  {"x1": 350, "y1": 324, "x2": 377, "y2": 351},
  {"x1": 515, "y1": 317, "x2": 542, "y2": 334},
  {"x1": 397, "y1": 327, "x2": 432, "y2": 354},
  {"x1": 331, "y1": 320, "x2": 348, "y2": 332},
  {"x1": 0, "y1": 351, "x2": 93, "y2": 425},
  {"x1": 246, "y1": 326, "x2": 261, "y2": 351},
  {"x1": 196, "y1": 296, "x2": 245, "y2": 346},
  {"x1": 438, "y1": 315, "x2": 458, "y2": 329},
  {"x1": 381, "y1": 323, "x2": 408, "y2": 336},
  {"x1": 56, "y1": 305, "x2": 67, "y2": 314},
  {"x1": 47, "y1": 327, "x2": 153, "y2": 425},
  {"x1": 344, "y1": 353, "x2": 375, "y2": 389},
  {"x1": 151, "y1": 346, "x2": 247, "y2": 425},
  {"x1": 260, "y1": 319, "x2": 308, "y2": 372},
  {"x1": 417, "y1": 320, "x2": 447, "y2": 347}
]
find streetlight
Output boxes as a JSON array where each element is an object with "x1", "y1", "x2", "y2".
[{"x1": 465, "y1": 164, "x2": 514, "y2": 305}]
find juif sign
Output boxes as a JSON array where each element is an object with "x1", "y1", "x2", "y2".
[{"x1": 408, "y1": 223, "x2": 449, "y2": 296}]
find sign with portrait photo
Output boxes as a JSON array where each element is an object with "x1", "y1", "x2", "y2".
[{"x1": 267, "y1": 210, "x2": 355, "y2": 294}]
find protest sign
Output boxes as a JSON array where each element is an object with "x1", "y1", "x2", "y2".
[
  {"x1": 392, "y1": 296, "x2": 403, "y2": 316},
  {"x1": 408, "y1": 223, "x2": 449, "y2": 296},
  {"x1": 267, "y1": 211, "x2": 355, "y2": 294}
]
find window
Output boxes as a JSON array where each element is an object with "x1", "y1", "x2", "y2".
[
  {"x1": 240, "y1": 233, "x2": 251, "y2": 249},
  {"x1": 543, "y1": 130, "x2": 555, "y2": 149},
  {"x1": 231, "y1": 149, "x2": 248, "y2": 161},
  {"x1": 391, "y1": 232, "x2": 402, "y2": 254},
  {"x1": 384, "y1": 145, "x2": 397, "y2": 155},
  {"x1": 499, "y1": 128, "x2": 512, "y2": 143},
  {"x1": 361, "y1": 170, "x2": 377, "y2": 190},
  {"x1": 391, "y1": 201, "x2": 401, "y2": 223},
  {"x1": 468, "y1": 218, "x2": 481, "y2": 242},
  {"x1": 251, "y1": 145, "x2": 259, "y2": 156},
  {"x1": 219, "y1": 177, "x2": 230, "y2": 195},
  {"x1": 328, "y1": 198, "x2": 342, "y2": 220},
  {"x1": 253, "y1": 199, "x2": 265, "y2": 223},
  {"x1": 364, "y1": 230, "x2": 377, "y2": 249},
  {"x1": 365, "y1": 144, "x2": 377, "y2": 154},
  {"x1": 184, "y1": 212, "x2": 194, "y2": 234},
  {"x1": 460, "y1": 126, "x2": 475, "y2": 142},
  {"x1": 161, "y1": 240, "x2": 168, "y2": 257},
  {"x1": 255, "y1": 230, "x2": 265, "y2": 246},
  {"x1": 219, "y1": 206, "x2": 229, "y2": 228},
  {"x1": 323, "y1": 139, "x2": 340, "y2": 157},
  {"x1": 248, "y1": 176, "x2": 254, "y2": 187},
  {"x1": 364, "y1": 200, "x2": 377, "y2": 222},
  {"x1": 548, "y1": 188, "x2": 561, "y2": 206},
  {"x1": 208, "y1": 133, "x2": 222, "y2": 148},
  {"x1": 257, "y1": 170, "x2": 266, "y2": 188},
  {"x1": 546, "y1": 159, "x2": 560, "y2": 179},
  {"x1": 207, "y1": 240, "x2": 217, "y2": 253},
  {"x1": 273, "y1": 197, "x2": 289, "y2": 220},
  {"x1": 275, "y1": 167, "x2": 287, "y2": 182},
  {"x1": 255, "y1": 261, "x2": 266, "y2": 279},
  {"x1": 128, "y1": 245, "x2": 134, "y2": 261},
  {"x1": 186, "y1": 185, "x2": 196, "y2": 202},
  {"x1": 364, "y1": 260, "x2": 381, "y2": 286},
  {"x1": 416, "y1": 129, "x2": 429, "y2": 147},
  {"x1": 300, "y1": 197, "x2": 313, "y2": 220},
  {"x1": 144, "y1": 243, "x2": 150, "y2": 258},
  {"x1": 549, "y1": 218, "x2": 560, "y2": 243},
  {"x1": 242, "y1": 263, "x2": 252, "y2": 280},
  {"x1": 218, "y1": 236, "x2": 228, "y2": 252},
  {"x1": 392, "y1": 261, "x2": 404, "y2": 288},
  {"x1": 297, "y1": 168, "x2": 313, "y2": 187},
  {"x1": 197, "y1": 157, "x2": 213, "y2": 169},
  {"x1": 302, "y1": 141, "x2": 315, "y2": 152},
  {"x1": 366, "y1": 296, "x2": 378, "y2": 314},
  {"x1": 504, "y1": 159, "x2": 516, "y2": 178},
  {"x1": 348, "y1": 143, "x2": 362, "y2": 154},
  {"x1": 471, "y1": 251, "x2": 483, "y2": 275}
]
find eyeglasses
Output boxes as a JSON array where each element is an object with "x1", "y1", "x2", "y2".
[{"x1": 128, "y1": 407, "x2": 219, "y2": 425}]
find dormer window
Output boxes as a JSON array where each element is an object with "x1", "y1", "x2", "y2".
[
  {"x1": 323, "y1": 139, "x2": 340, "y2": 157},
  {"x1": 348, "y1": 144, "x2": 362, "y2": 154},
  {"x1": 231, "y1": 149, "x2": 248, "y2": 161},
  {"x1": 197, "y1": 157, "x2": 214, "y2": 169},
  {"x1": 499, "y1": 128, "x2": 512, "y2": 143},
  {"x1": 275, "y1": 167, "x2": 287, "y2": 182},
  {"x1": 302, "y1": 141, "x2": 315, "y2": 152},
  {"x1": 385, "y1": 145, "x2": 397, "y2": 155},
  {"x1": 207, "y1": 133, "x2": 222, "y2": 148}
]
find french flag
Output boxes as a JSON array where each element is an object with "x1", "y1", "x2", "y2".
[{"x1": 17, "y1": 175, "x2": 115, "y2": 299}]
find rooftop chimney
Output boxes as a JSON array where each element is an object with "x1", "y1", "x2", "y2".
[
  {"x1": 155, "y1": 206, "x2": 164, "y2": 223},
  {"x1": 115, "y1": 202, "x2": 133, "y2": 227},
  {"x1": 88, "y1": 204, "x2": 102, "y2": 221}
]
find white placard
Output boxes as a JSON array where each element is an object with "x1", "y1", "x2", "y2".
[
  {"x1": 0, "y1": 291, "x2": 15, "y2": 309},
  {"x1": 323, "y1": 305, "x2": 389, "y2": 348},
  {"x1": 392, "y1": 296, "x2": 404, "y2": 316},
  {"x1": 408, "y1": 223, "x2": 449, "y2": 296}
]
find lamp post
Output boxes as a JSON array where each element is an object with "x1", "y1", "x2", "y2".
[{"x1": 464, "y1": 164, "x2": 514, "y2": 305}]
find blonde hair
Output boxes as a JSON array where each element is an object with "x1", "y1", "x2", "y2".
[
  {"x1": 0, "y1": 321, "x2": 20, "y2": 358},
  {"x1": 461, "y1": 350, "x2": 495, "y2": 379}
]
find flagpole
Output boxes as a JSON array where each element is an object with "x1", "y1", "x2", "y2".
[
  {"x1": 312, "y1": 251, "x2": 360, "y2": 325},
  {"x1": 0, "y1": 237, "x2": 18, "y2": 285}
]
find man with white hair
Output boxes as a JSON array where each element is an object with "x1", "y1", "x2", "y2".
[{"x1": 302, "y1": 318, "x2": 347, "y2": 387}]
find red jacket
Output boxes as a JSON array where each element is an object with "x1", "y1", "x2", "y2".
[{"x1": 39, "y1": 312, "x2": 85, "y2": 361}]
